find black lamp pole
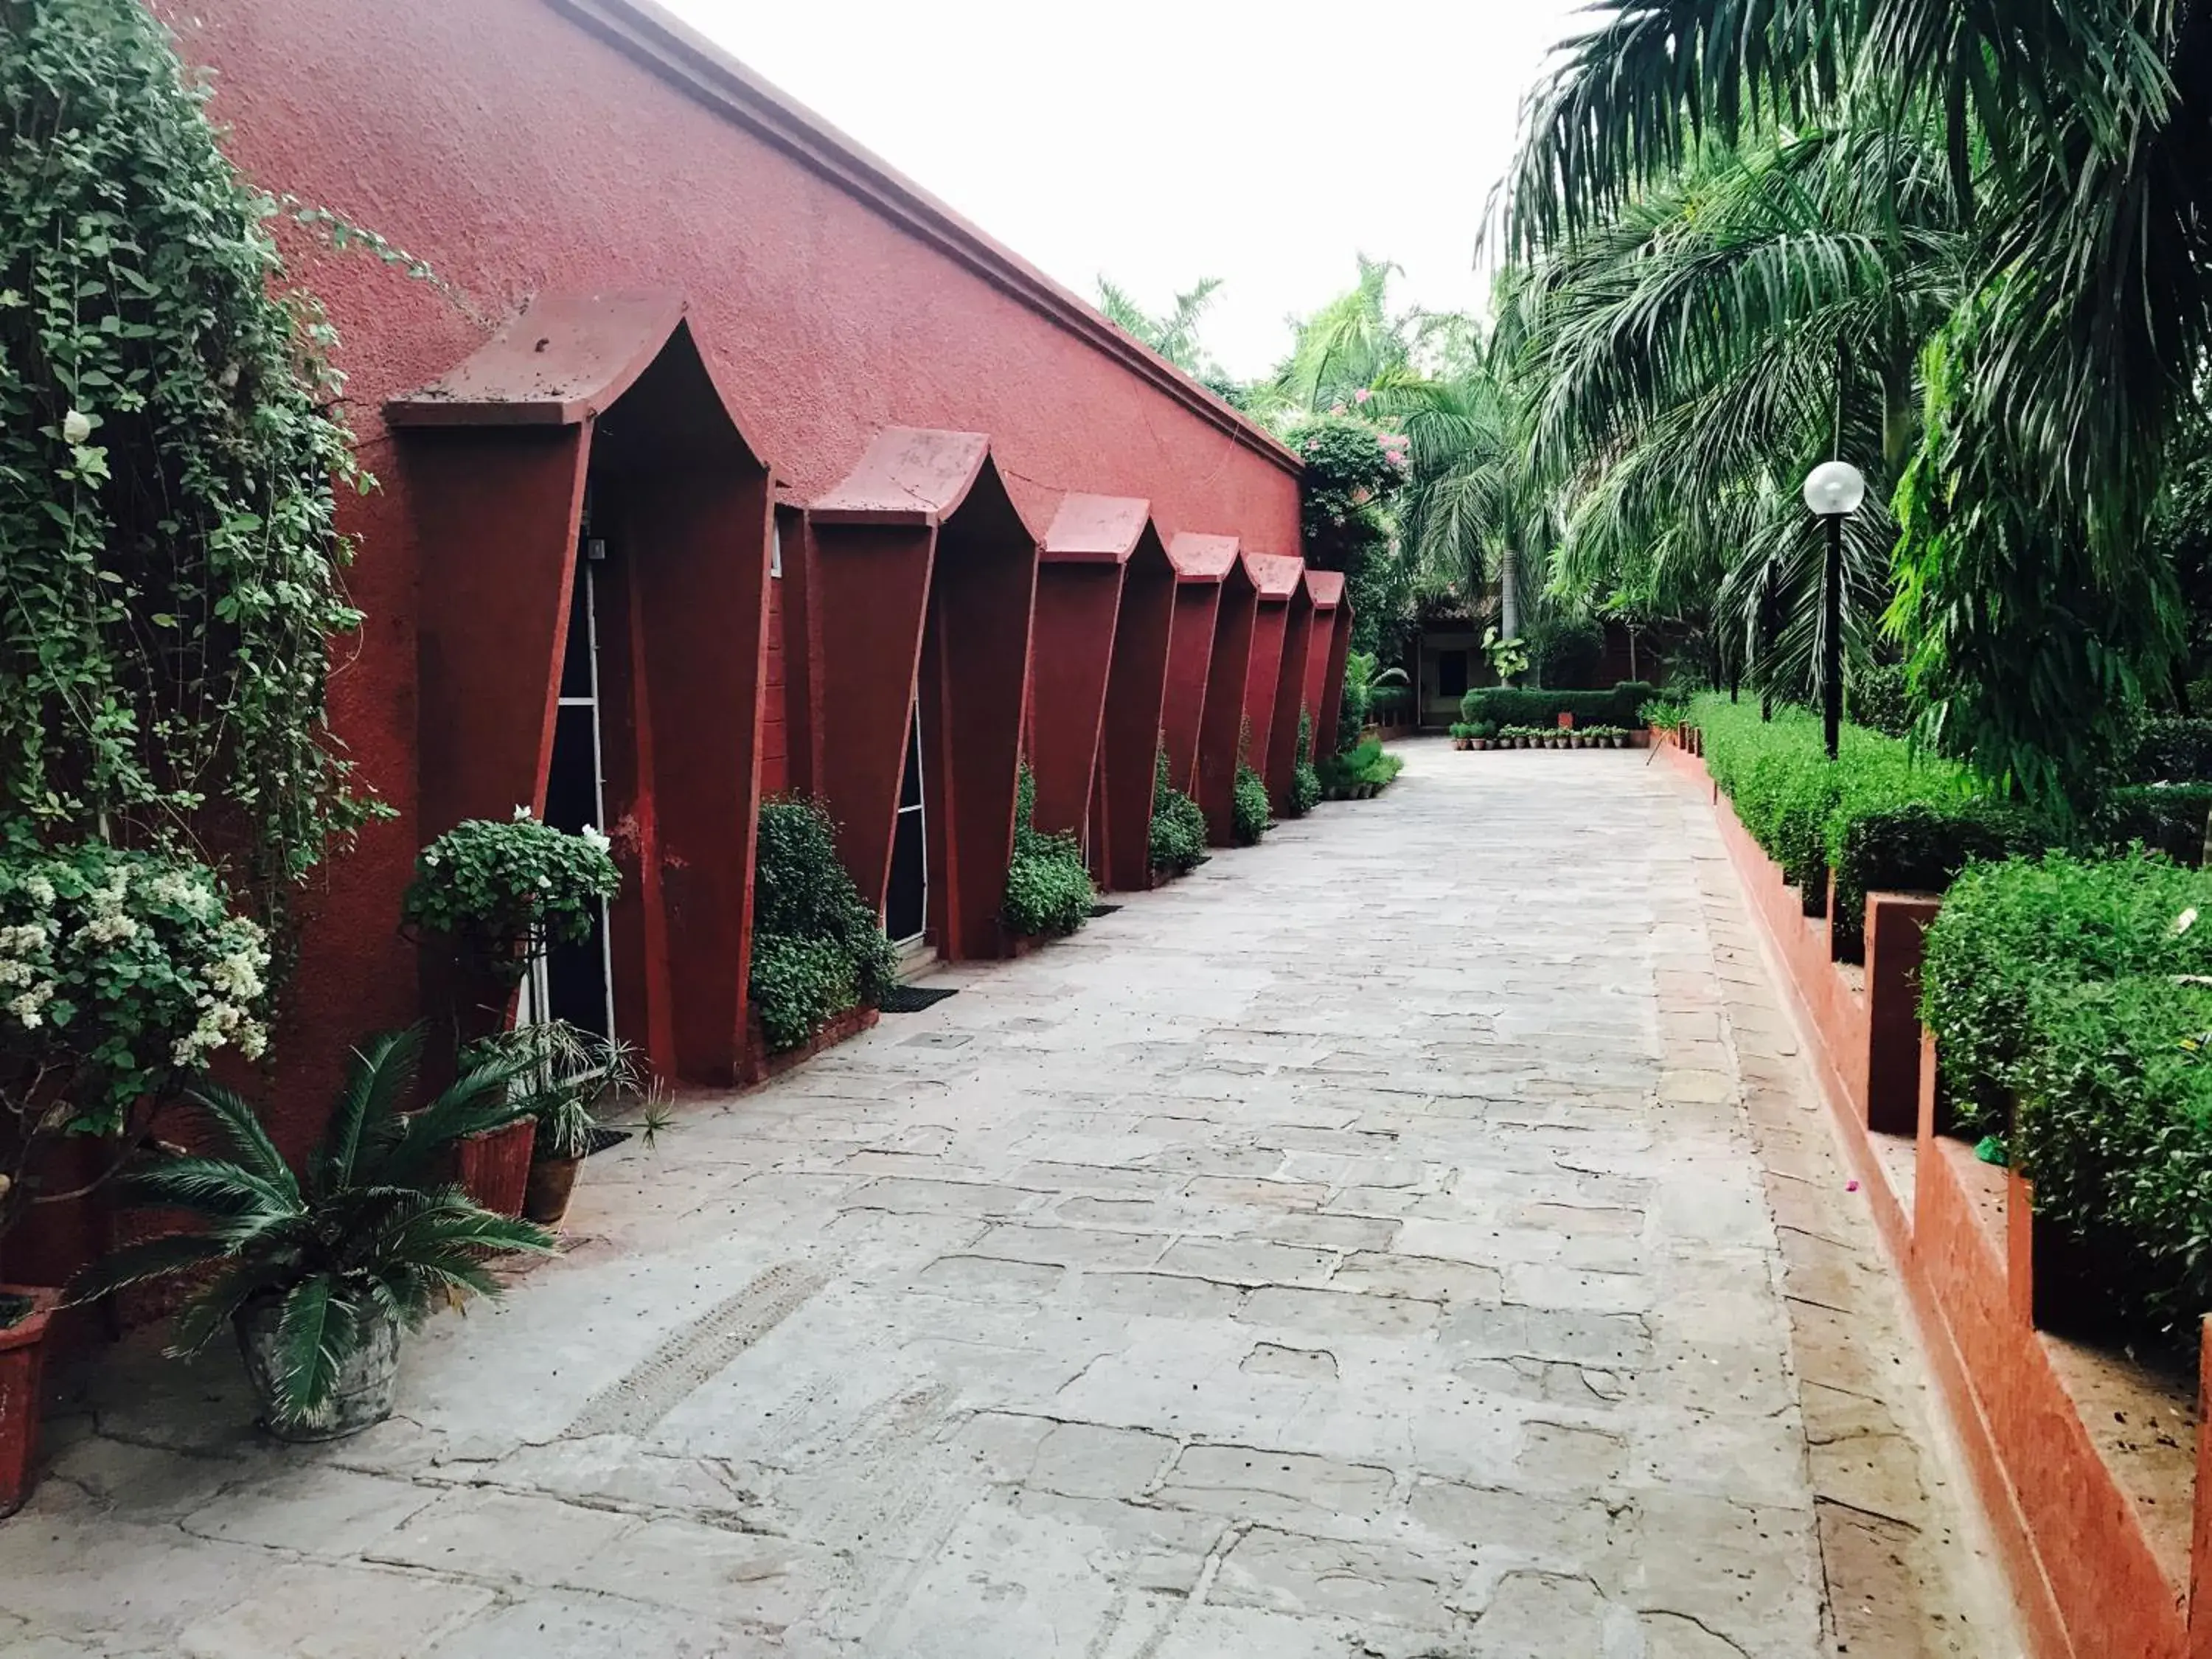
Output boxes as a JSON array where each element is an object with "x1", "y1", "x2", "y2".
[{"x1": 1821, "y1": 510, "x2": 1844, "y2": 760}]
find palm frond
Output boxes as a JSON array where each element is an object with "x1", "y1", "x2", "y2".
[
  {"x1": 318, "y1": 1026, "x2": 422, "y2": 1199},
  {"x1": 181, "y1": 1082, "x2": 297, "y2": 1201}
]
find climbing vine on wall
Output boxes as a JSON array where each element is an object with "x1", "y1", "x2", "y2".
[{"x1": 0, "y1": 0, "x2": 380, "y2": 898}]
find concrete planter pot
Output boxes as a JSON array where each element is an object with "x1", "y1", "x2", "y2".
[
  {"x1": 524, "y1": 1153, "x2": 584, "y2": 1227},
  {"x1": 0, "y1": 1286, "x2": 60, "y2": 1518},
  {"x1": 235, "y1": 1295, "x2": 400, "y2": 1443},
  {"x1": 454, "y1": 1116, "x2": 535, "y2": 1220}
]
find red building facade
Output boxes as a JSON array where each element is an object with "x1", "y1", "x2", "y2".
[{"x1": 139, "y1": 0, "x2": 1331, "y2": 1141}]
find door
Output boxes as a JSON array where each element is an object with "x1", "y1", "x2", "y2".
[
  {"x1": 538, "y1": 533, "x2": 616, "y2": 1040},
  {"x1": 886, "y1": 698, "x2": 928, "y2": 947}
]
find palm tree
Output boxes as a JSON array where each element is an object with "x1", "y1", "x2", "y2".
[
  {"x1": 1509, "y1": 124, "x2": 1961, "y2": 706},
  {"x1": 1095, "y1": 276, "x2": 1228, "y2": 379},
  {"x1": 1502, "y1": 0, "x2": 2211, "y2": 807}
]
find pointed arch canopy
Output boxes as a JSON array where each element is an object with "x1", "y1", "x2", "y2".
[
  {"x1": 807, "y1": 428, "x2": 1040, "y2": 961},
  {"x1": 1301, "y1": 569, "x2": 1353, "y2": 759},
  {"x1": 386, "y1": 290, "x2": 775, "y2": 1085},
  {"x1": 1156, "y1": 533, "x2": 1238, "y2": 798}
]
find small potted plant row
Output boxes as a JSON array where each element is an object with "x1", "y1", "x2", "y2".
[
  {"x1": 1490, "y1": 724, "x2": 1635, "y2": 750},
  {"x1": 1450, "y1": 721, "x2": 1498, "y2": 750}
]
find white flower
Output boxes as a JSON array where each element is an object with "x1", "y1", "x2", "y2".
[
  {"x1": 21, "y1": 875, "x2": 53, "y2": 908},
  {"x1": 512, "y1": 805, "x2": 535, "y2": 821},
  {"x1": 421, "y1": 847, "x2": 442, "y2": 868},
  {"x1": 62, "y1": 408, "x2": 92, "y2": 445},
  {"x1": 580, "y1": 824, "x2": 612, "y2": 854},
  {"x1": 2178, "y1": 908, "x2": 2199, "y2": 938}
]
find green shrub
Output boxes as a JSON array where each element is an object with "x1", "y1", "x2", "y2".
[
  {"x1": 1690, "y1": 695, "x2": 2048, "y2": 946},
  {"x1": 1317, "y1": 739, "x2": 1405, "y2": 799},
  {"x1": 1288, "y1": 712, "x2": 1322, "y2": 817},
  {"x1": 1002, "y1": 765, "x2": 1093, "y2": 936},
  {"x1": 2013, "y1": 975, "x2": 2212, "y2": 1339},
  {"x1": 1459, "y1": 682, "x2": 1654, "y2": 731},
  {"x1": 1232, "y1": 764, "x2": 1272, "y2": 844},
  {"x1": 1148, "y1": 749, "x2": 1208, "y2": 875},
  {"x1": 2107, "y1": 785, "x2": 2212, "y2": 867},
  {"x1": 2135, "y1": 717, "x2": 2212, "y2": 783},
  {"x1": 1847, "y1": 661, "x2": 1915, "y2": 738},
  {"x1": 749, "y1": 796, "x2": 897, "y2": 1051},
  {"x1": 1920, "y1": 850, "x2": 2212, "y2": 1135},
  {"x1": 405, "y1": 813, "x2": 622, "y2": 983},
  {"x1": 1369, "y1": 685, "x2": 1413, "y2": 719}
]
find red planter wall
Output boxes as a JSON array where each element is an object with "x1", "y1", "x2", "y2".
[
  {"x1": 1161, "y1": 535, "x2": 1239, "y2": 794},
  {"x1": 1663, "y1": 739, "x2": 2206, "y2": 1659}
]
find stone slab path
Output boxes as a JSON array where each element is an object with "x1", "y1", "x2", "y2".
[{"x1": 1, "y1": 742, "x2": 2021, "y2": 1658}]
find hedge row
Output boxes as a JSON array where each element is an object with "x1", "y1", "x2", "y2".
[
  {"x1": 1921, "y1": 852, "x2": 2212, "y2": 1338},
  {"x1": 1690, "y1": 695, "x2": 2052, "y2": 955},
  {"x1": 1458, "y1": 681, "x2": 1655, "y2": 731}
]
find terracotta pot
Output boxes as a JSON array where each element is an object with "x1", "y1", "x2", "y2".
[
  {"x1": 236, "y1": 1295, "x2": 400, "y2": 1442},
  {"x1": 0, "y1": 1286, "x2": 59, "y2": 1519},
  {"x1": 454, "y1": 1117, "x2": 535, "y2": 1220},
  {"x1": 525, "y1": 1155, "x2": 584, "y2": 1227}
]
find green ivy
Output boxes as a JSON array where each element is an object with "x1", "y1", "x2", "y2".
[
  {"x1": 748, "y1": 797, "x2": 896, "y2": 1051},
  {"x1": 403, "y1": 813, "x2": 621, "y2": 984},
  {"x1": 1002, "y1": 765, "x2": 1093, "y2": 936},
  {"x1": 1288, "y1": 414, "x2": 1407, "y2": 655},
  {"x1": 0, "y1": 0, "x2": 383, "y2": 892}
]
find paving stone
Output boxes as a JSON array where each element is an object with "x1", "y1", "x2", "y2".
[{"x1": 0, "y1": 745, "x2": 2023, "y2": 1657}]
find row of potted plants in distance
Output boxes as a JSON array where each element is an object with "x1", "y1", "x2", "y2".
[{"x1": 1449, "y1": 723, "x2": 1641, "y2": 751}]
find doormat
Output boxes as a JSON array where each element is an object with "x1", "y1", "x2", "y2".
[
  {"x1": 1088, "y1": 903, "x2": 1124, "y2": 918},
  {"x1": 585, "y1": 1127, "x2": 633, "y2": 1157},
  {"x1": 880, "y1": 984, "x2": 960, "y2": 1014}
]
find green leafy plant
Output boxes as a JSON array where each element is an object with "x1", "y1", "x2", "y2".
[
  {"x1": 464, "y1": 1019, "x2": 638, "y2": 1161},
  {"x1": 1316, "y1": 739, "x2": 1405, "y2": 799},
  {"x1": 1148, "y1": 750, "x2": 1208, "y2": 876},
  {"x1": 1, "y1": 839, "x2": 271, "y2": 1248},
  {"x1": 2107, "y1": 785, "x2": 2212, "y2": 868},
  {"x1": 1231, "y1": 764, "x2": 1273, "y2": 845},
  {"x1": 403, "y1": 812, "x2": 622, "y2": 986},
  {"x1": 77, "y1": 1026, "x2": 557, "y2": 1434},
  {"x1": 1287, "y1": 711, "x2": 1323, "y2": 817},
  {"x1": 2135, "y1": 720, "x2": 2212, "y2": 785},
  {"x1": 1481, "y1": 627, "x2": 1531, "y2": 685},
  {"x1": 1921, "y1": 851, "x2": 2212, "y2": 1136},
  {"x1": 1001, "y1": 765, "x2": 1093, "y2": 937},
  {"x1": 0, "y1": 0, "x2": 390, "y2": 893},
  {"x1": 748, "y1": 796, "x2": 897, "y2": 1051}
]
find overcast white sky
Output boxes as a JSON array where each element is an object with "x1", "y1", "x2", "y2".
[{"x1": 659, "y1": 0, "x2": 1585, "y2": 380}]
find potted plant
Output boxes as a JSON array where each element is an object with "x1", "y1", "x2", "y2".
[
  {"x1": 403, "y1": 811, "x2": 620, "y2": 1211},
  {"x1": 468, "y1": 1020, "x2": 639, "y2": 1228},
  {"x1": 1449, "y1": 723, "x2": 1472, "y2": 751},
  {"x1": 0, "y1": 840, "x2": 274, "y2": 1513},
  {"x1": 1471, "y1": 721, "x2": 1495, "y2": 751},
  {"x1": 77, "y1": 1026, "x2": 557, "y2": 1441}
]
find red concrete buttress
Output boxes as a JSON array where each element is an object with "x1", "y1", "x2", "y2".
[
  {"x1": 1240, "y1": 553, "x2": 1304, "y2": 803},
  {"x1": 809, "y1": 428, "x2": 1039, "y2": 961},
  {"x1": 1161, "y1": 534, "x2": 1237, "y2": 796},
  {"x1": 1095, "y1": 516, "x2": 1177, "y2": 893},
  {"x1": 1028, "y1": 495, "x2": 1138, "y2": 846},
  {"x1": 1195, "y1": 553, "x2": 1261, "y2": 846},
  {"x1": 1264, "y1": 568, "x2": 1317, "y2": 813},
  {"x1": 386, "y1": 292, "x2": 774, "y2": 1085},
  {"x1": 1302, "y1": 570, "x2": 1347, "y2": 758}
]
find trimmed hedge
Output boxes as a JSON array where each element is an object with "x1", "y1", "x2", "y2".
[
  {"x1": 1919, "y1": 849, "x2": 2212, "y2": 1136},
  {"x1": 1231, "y1": 763, "x2": 1271, "y2": 844},
  {"x1": 1692, "y1": 695, "x2": 2051, "y2": 953},
  {"x1": 2011, "y1": 975, "x2": 2212, "y2": 1338},
  {"x1": 1459, "y1": 681, "x2": 1654, "y2": 731}
]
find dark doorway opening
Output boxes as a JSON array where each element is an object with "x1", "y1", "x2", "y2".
[
  {"x1": 887, "y1": 698, "x2": 928, "y2": 947},
  {"x1": 539, "y1": 505, "x2": 616, "y2": 1041}
]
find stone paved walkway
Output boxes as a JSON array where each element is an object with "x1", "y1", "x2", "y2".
[{"x1": 1, "y1": 742, "x2": 2020, "y2": 1657}]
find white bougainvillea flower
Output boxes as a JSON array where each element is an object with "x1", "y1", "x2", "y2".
[
  {"x1": 2178, "y1": 907, "x2": 2199, "y2": 937},
  {"x1": 512, "y1": 804, "x2": 534, "y2": 821},
  {"x1": 581, "y1": 824, "x2": 612, "y2": 854},
  {"x1": 62, "y1": 408, "x2": 92, "y2": 445}
]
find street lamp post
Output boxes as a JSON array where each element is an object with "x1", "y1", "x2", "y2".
[{"x1": 1801, "y1": 460, "x2": 1866, "y2": 761}]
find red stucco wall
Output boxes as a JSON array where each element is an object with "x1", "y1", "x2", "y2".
[{"x1": 140, "y1": 0, "x2": 1300, "y2": 1150}]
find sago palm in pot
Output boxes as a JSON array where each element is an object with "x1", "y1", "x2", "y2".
[{"x1": 78, "y1": 1026, "x2": 557, "y2": 1440}]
